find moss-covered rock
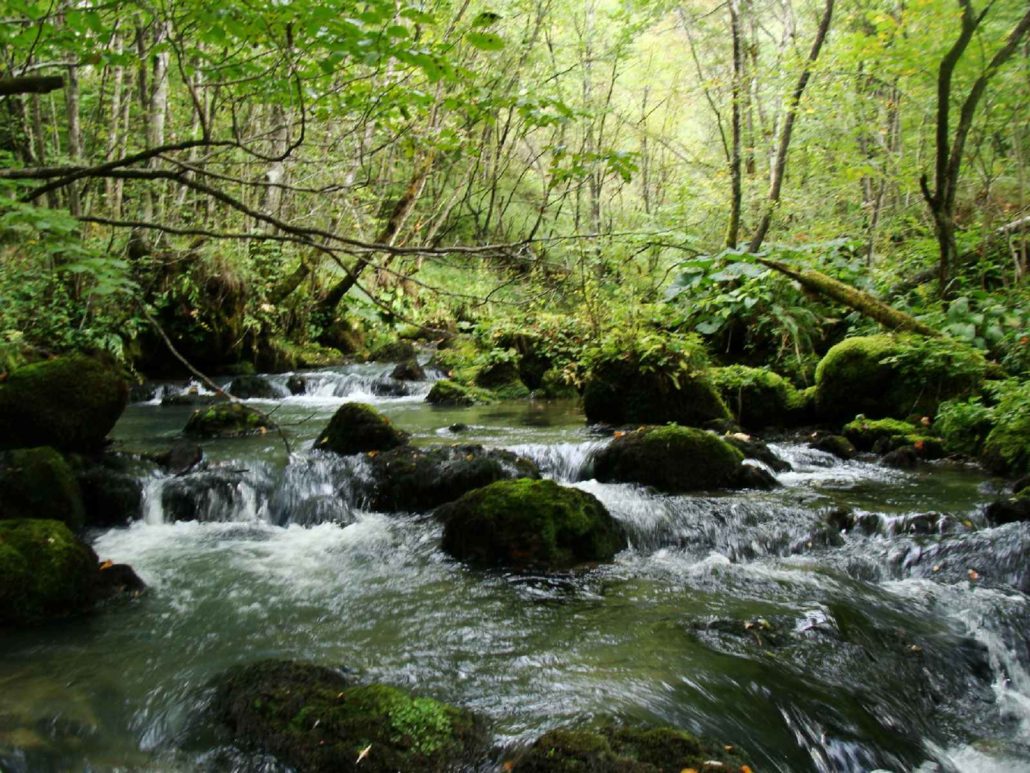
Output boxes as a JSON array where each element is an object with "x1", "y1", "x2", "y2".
[
  {"x1": 228, "y1": 375, "x2": 277, "y2": 399},
  {"x1": 73, "y1": 453, "x2": 146, "y2": 527},
  {"x1": 809, "y1": 434, "x2": 857, "y2": 460},
  {"x1": 592, "y1": 425, "x2": 746, "y2": 492},
  {"x1": 183, "y1": 402, "x2": 272, "y2": 438},
  {"x1": 0, "y1": 447, "x2": 85, "y2": 530},
  {"x1": 368, "y1": 444, "x2": 540, "y2": 512},
  {"x1": 711, "y1": 365, "x2": 799, "y2": 429},
  {"x1": 583, "y1": 361, "x2": 728, "y2": 428},
  {"x1": 426, "y1": 379, "x2": 494, "y2": 406},
  {"x1": 0, "y1": 519, "x2": 142, "y2": 626},
  {"x1": 842, "y1": 416, "x2": 944, "y2": 458},
  {"x1": 509, "y1": 723, "x2": 748, "y2": 772},
  {"x1": 814, "y1": 335, "x2": 985, "y2": 421},
  {"x1": 436, "y1": 479, "x2": 625, "y2": 570},
  {"x1": 0, "y1": 355, "x2": 128, "y2": 452},
  {"x1": 211, "y1": 660, "x2": 487, "y2": 773},
  {"x1": 369, "y1": 340, "x2": 417, "y2": 363},
  {"x1": 535, "y1": 368, "x2": 578, "y2": 399},
  {"x1": 390, "y1": 359, "x2": 425, "y2": 381},
  {"x1": 981, "y1": 384, "x2": 1030, "y2": 478},
  {"x1": 315, "y1": 403, "x2": 409, "y2": 456}
]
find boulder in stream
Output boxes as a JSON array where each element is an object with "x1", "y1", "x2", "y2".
[
  {"x1": 508, "y1": 723, "x2": 748, "y2": 773},
  {"x1": 183, "y1": 403, "x2": 273, "y2": 438},
  {"x1": 711, "y1": 364, "x2": 801, "y2": 429},
  {"x1": 0, "y1": 354, "x2": 128, "y2": 452},
  {"x1": 228, "y1": 375, "x2": 277, "y2": 399},
  {"x1": 73, "y1": 453, "x2": 145, "y2": 526},
  {"x1": 368, "y1": 444, "x2": 539, "y2": 511},
  {"x1": 0, "y1": 519, "x2": 143, "y2": 626},
  {"x1": 436, "y1": 478, "x2": 626, "y2": 570},
  {"x1": 985, "y1": 491, "x2": 1030, "y2": 527},
  {"x1": 390, "y1": 359, "x2": 425, "y2": 381},
  {"x1": 369, "y1": 340, "x2": 417, "y2": 362},
  {"x1": 809, "y1": 433, "x2": 857, "y2": 460},
  {"x1": 426, "y1": 379, "x2": 494, "y2": 406},
  {"x1": 0, "y1": 447, "x2": 86, "y2": 530},
  {"x1": 592, "y1": 425, "x2": 748, "y2": 492},
  {"x1": 315, "y1": 403, "x2": 409, "y2": 456},
  {"x1": 211, "y1": 659, "x2": 487, "y2": 773}
]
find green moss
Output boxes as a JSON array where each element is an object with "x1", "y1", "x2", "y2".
[
  {"x1": 315, "y1": 402, "x2": 409, "y2": 456},
  {"x1": 711, "y1": 365, "x2": 799, "y2": 428},
  {"x1": 935, "y1": 397, "x2": 995, "y2": 456},
  {"x1": 842, "y1": 417, "x2": 927, "y2": 453},
  {"x1": 183, "y1": 402, "x2": 272, "y2": 438},
  {"x1": 511, "y1": 723, "x2": 748, "y2": 772},
  {"x1": 212, "y1": 660, "x2": 486, "y2": 773},
  {"x1": 814, "y1": 335, "x2": 985, "y2": 421},
  {"x1": 0, "y1": 447, "x2": 85, "y2": 530},
  {"x1": 369, "y1": 340, "x2": 417, "y2": 363},
  {"x1": 426, "y1": 379, "x2": 495, "y2": 406},
  {"x1": 982, "y1": 381, "x2": 1030, "y2": 477},
  {"x1": 535, "y1": 368, "x2": 578, "y2": 399},
  {"x1": 436, "y1": 478, "x2": 625, "y2": 570},
  {"x1": 0, "y1": 519, "x2": 99, "y2": 625},
  {"x1": 0, "y1": 355, "x2": 129, "y2": 452},
  {"x1": 429, "y1": 336, "x2": 484, "y2": 385},
  {"x1": 592, "y1": 424, "x2": 744, "y2": 492}
]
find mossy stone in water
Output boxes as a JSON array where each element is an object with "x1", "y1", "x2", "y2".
[
  {"x1": 814, "y1": 335, "x2": 985, "y2": 421},
  {"x1": 315, "y1": 403, "x2": 409, "y2": 456},
  {"x1": 711, "y1": 364, "x2": 799, "y2": 429},
  {"x1": 183, "y1": 402, "x2": 272, "y2": 438},
  {"x1": 436, "y1": 478, "x2": 625, "y2": 570},
  {"x1": 426, "y1": 379, "x2": 494, "y2": 406},
  {"x1": 0, "y1": 355, "x2": 128, "y2": 452},
  {"x1": 211, "y1": 660, "x2": 487, "y2": 773},
  {"x1": 0, "y1": 519, "x2": 99, "y2": 625},
  {"x1": 510, "y1": 723, "x2": 748, "y2": 772},
  {"x1": 389, "y1": 359, "x2": 425, "y2": 381},
  {"x1": 369, "y1": 340, "x2": 416, "y2": 362},
  {"x1": 842, "y1": 416, "x2": 943, "y2": 458},
  {"x1": 0, "y1": 447, "x2": 85, "y2": 530},
  {"x1": 227, "y1": 375, "x2": 276, "y2": 399},
  {"x1": 369, "y1": 444, "x2": 539, "y2": 511},
  {"x1": 592, "y1": 424, "x2": 745, "y2": 492}
]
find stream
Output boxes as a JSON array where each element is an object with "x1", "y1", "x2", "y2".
[{"x1": 1, "y1": 361, "x2": 1029, "y2": 772}]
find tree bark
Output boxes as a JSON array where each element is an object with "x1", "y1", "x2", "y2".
[{"x1": 0, "y1": 76, "x2": 64, "y2": 96}]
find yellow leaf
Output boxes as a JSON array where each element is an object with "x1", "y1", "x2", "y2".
[{"x1": 99, "y1": 559, "x2": 113, "y2": 570}]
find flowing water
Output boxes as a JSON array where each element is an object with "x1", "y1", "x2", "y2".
[{"x1": 2, "y1": 361, "x2": 1029, "y2": 772}]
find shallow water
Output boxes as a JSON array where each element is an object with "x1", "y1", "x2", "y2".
[{"x1": 2, "y1": 361, "x2": 1028, "y2": 772}]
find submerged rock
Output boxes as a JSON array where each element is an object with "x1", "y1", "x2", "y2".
[
  {"x1": 228, "y1": 375, "x2": 277, "y2": 399},
  {"x1": 0, "y1": 447, "x2": 85, "y2": 530},
  {"x1": 508, "y1": 723, "x2": 748, "y2": 772},
  {"x1": 183, "y1": 403, "x2": 272, "y2": 438},
  {"x1": 211, "y1": 660, "x2": 487, "y2": 773},
  {"x1": 390, "y1": 359, "x2": 425, "y2": 381},
  {"x1": 315, "y1": 403, "x2": 409, "y2": 456},
  {"x1": 0, "y1": 355, "x2": 128, "y2": 452},
  {"x1": 0, "y1": 519, "x2": 142, "y2": 626},
  {"x1": 592, "y1": 425, "x2": 747, "y2": 492},
  {"x1": 368, "y1": 444, "x2": 539, "y2": 512},
  {"x1": 426, "y1": 379, "x2": 494, "y2": 406},
  {"x1": 436, "y1": 478, "x2": 626, "y2": 570}
]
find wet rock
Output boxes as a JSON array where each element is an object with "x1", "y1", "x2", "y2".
[
  {"x1": 128, "y1": 382, "x2": 157, "y2": 403},
  {"x1": 75, "y1": 456, "x2": 144, "y2": 526},
  {"x1": 882, "y1": 445, "x2": 919, "y2": 469},
  {"x1": 390, "y1": 359, "x2": 425, "y2": 381},
  {"x1": 592, "y1": 425, "x2": 745, "y2": 492},
  {"x1": 448, "y1": 423, "x2": 469, "y2": 433},
  {"x1": 0, "y1": 355, "x2": 128, "y2": 453},
  {"x1": 211, "y1": 659, "x2": 487, "y2": 773},
  {"x1": 159, "y1": 467, "x2": 267, "y2": 523},
  {"x1": 723, "y1": 433, "x2": 791, "y2": 472},
  {"x1": 824, "y1": 506, "x2": 857, "y2": 533},
  {"x1": 0, "y1": 519, "x2": 143, "y2": 625},
  {"x1": 96, "y1": 562, "x2": 146, "y2": 599},
  {"x1": 809, "y1": 433, "x2": 856, "y2": 460},
  {"x1": 315, "y1": 403, "x2": 408, "y2": 456},
  {"x1": 286, "y1": 375, "x2": 307, "y2": 395},
  {"x1": 736, "y1": 463, "x2": 781, "y2": 489},
  {"x1": 154, "y1": 441, "x2": 204, "y2": 475},
  {"x1": 474, "y1": 359, "x2": 522, "y2": 389},
  {"x1": 436, "y1": 479, "x2": 626, "y2": 570},
  {"x1": 370, "y1": 378, "x2": 409, "y2": 397},
  {"x1": 508, "y1": 723, "x2": 748, "y2": 773},
  {"x1": 426, "y1": 379, "x2": 493, "y2": 406},
  {"x1": 0, "y1": 447, "x2": 85, "y2": 530},
  {"x1": 161, "y1": 390, "x2": 227, "y2": 407},
  {"x1": 844, "y1": 417, "x2": 922, "y2": 452},
  {"x1": 369, "y1": 340, "x2": 416, "y2": 362},
  {"x1": 183, "y1": 403, "x2": 272, "y2": 438},
  {"x1": 368, "y1": 444, "x2": 539, "y2": 512},
  {"x1": 227, "y1": 375, "x2": 276, "y2": 399},
  {"x1": 985, "y1": 493, "x2": 1030, "y2": 527}
]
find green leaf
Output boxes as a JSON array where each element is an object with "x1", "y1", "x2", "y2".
[{"x1": 466, "y1": 31, "x2": 504, "y2": 51}]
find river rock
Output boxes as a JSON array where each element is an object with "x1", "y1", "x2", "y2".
[
  {"x1": 711, "y1": 364, "x2": 801, "y2": 429},
  {"x1": 436, "y1": 478, "x2": 625, "y2": 570},
  {"x1": 985, "y1": 492, "x2": 1030, "y2": 527},
  {"x1": 592, "y1": 425, "x2": 747, "y2": 492},
  {"x1": 0, "y1": 355, "x2": 128, "y2": 453},
  {"x1": 74, "y1": 454, "x2": 145, "y2": 526},
  {"x1": 882, "y1": 445, "x2": 919, "y2": 469},
  {"x1": 315, "y1": 403, "x2": 408, "y2": 456},
  {"x1": 286, "y1": 375, "x2": 307, "y2": 395},
  {"x1": 390, "y1": 359, "x2": 425, "y2": 381},
  {"x1": 723, "y1": 433, "x2": 791, "y2": 472},
  {"x1": 0, "y1": 447, "x2": 86, "y2": 530},
  {"x1": 228, "y1": 375, "x2": 277, "y2": 399},
  {"x1": 369, "y1": 340, "x2": 416, "y2": 362},
  {"x1": 183, "y1": 403, "x2": 272, "y2": 438},
  {"x1": 809, "y1": 433, "x2": 856, "y2": 460},
  {"x1": 211, "y1": 660, "x2": 487, "y2": 773},
  {"x1": 426, "y1": 379, "x2": 493, "y2": 406},
  {"x1": 154, "y1": 441, "x2": 204, "y2": 475},
  {"x1": 0, "y1": 519, "x2": 143, "y2": 626},
  {"x1": 508, "y1": 723, "x2": 748, "y2": 772},
  {"x1": 367, "y1": 444, "x2": 539, "y2": 512}
]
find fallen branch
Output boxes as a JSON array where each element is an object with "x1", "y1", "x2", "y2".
[{"x1": 0, "y1": 75, "x2": 63, "y2": 96}]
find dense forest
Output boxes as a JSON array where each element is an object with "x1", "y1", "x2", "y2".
[{"x1": 1, "y1": 0, "x2": 1030, "y2": 770}]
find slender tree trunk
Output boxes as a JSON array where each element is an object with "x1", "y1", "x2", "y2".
[
  {"x1": 63, "y1": 63, "x2": 82, "y2": 216},
  {"x1": 727, "y1": 0, "x2": 744, "y2": 248}
]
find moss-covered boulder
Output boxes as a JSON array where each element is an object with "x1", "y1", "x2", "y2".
[
  {"x1": 981, "y1": 384, "x2": 1030, "y2": 478},
  {"x1": 711, "y1": 364, "x2": 799, "y2": 429},
  {"x1": 509, "y1": 723, "x2": 748, "y2": 772},
  {"x1": 73, "y1": 453, "x2": 146, "y2": 527},
  {"x1": 583, "y1": 362, "x2": 728, "y2": 428},
  {"x1": 592, "y1": 425, "x2": 746, "y2": 492},
  {"x1": 227, "y1": 375, "x2": 277, "y2": 400},
  {"x1": 315, "y1": 403, "x2": 408, "y2": 456},
  {"x1": 473, "y1": 357, "x2": 529, "y2": 399},
  {"x1": 814, "y1": 335, "x2": 985, "y2": 421},
  {"x1": 369, "y1": 340, "x2": 417, "y2": 363},
  {"x1": 0, "y1": 519, "x2": 143, "y2": 626},
  {"x1": 809, "y1": 434, "x2": 857, "y2": 460},
  {"x1": 426, "y1": 379, "x2": 494, "y2": 406},
  {"x1": 842, "y1": 416, "x2": 944, "y2": 458},
  {"x1": 211, "y1": 660, "x2": 487, "y2": 773},
  {"x1": 436, "y1": 479, "x2": 625, "y2": 570},
  {"x1": 183, "y1": 402, "x2": 272, "y2": 438},
  {"x1": 0, "y1": 355, "x2": 128, "y2": 452},
  {"x1": 0, "y1": 447, "x2": 85, "y2": 530},
  {"x1": 368, "y1": 445, "x2": 539, "y2": 512},
  {"x1": 390, "y1": 359, "x2": 425, "y2": 381}
]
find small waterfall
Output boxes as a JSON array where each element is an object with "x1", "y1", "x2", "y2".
[{"x1": 509, "y1": 440, "x2": 608, "y2": 482}]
